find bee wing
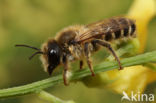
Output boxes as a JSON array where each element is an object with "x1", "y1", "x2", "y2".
[
  {"x1": 75, "y1": 18, "x2": 116, "y2": 43},
  {"x1": 75, "y1": 17, "x2": 125, "y2": 43}
]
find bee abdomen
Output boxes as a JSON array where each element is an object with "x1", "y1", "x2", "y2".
[
  {"x1": 118, "y1": 18, "x2": 136, "y2": 37},
  {"x1": 104, "y1": 18, "x2": 136, "y2": 41}
]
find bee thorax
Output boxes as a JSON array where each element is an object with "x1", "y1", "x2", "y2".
[{"x1": 69, "y1": 45, "x2": 84, "y2": 60}]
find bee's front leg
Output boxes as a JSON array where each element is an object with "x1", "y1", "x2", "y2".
[
  {"x1": 84, "y1": 42, "x2": 95, "y2": 76},
  {"x1": 80, "y1": 60, "x2": 84, "y2": 70},
  {"x1": 63, "y1": 56, "x2": 69, "y2": 85}
]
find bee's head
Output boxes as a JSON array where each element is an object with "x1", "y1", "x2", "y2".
[
  {"x1": 41, "y1": 39, "x2": 62, "y2": 75},
  {"x1": 15, "y1": 39, "x2": 62, "y2": 76}
]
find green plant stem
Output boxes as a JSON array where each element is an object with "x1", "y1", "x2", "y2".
[
  {"x1": 38, "y1": 91, "x2": 75, "y2": 103},
  {"x1": 0, "y1": 51, "x2": 156, "y2": 99}
]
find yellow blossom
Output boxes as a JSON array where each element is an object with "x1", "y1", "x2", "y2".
[{"x1": 128, "y1": 0, "x2": 156, "y2": 53}]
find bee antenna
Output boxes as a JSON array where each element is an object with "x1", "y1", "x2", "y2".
[
  {"x1": 15, "y1": 44, "x2": 41, "y2": 51},
  {"x1": 29, "y1": 51, "x2": 43, "y2": 60},
  {"x1": 15, "y1": 44, "x2": 45, "y2": 60}
]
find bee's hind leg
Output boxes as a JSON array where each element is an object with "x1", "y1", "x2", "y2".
[
  {"x1": 93, "y1": 39, "x2": 123, "y2": 70},
  {"x1": 84, "y1": 42, "x2": 95, "y2": 76}
]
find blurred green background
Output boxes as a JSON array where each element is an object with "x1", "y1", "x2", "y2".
[{"x1": 0, "y1": 0, "x2": 156, "y2": 103}]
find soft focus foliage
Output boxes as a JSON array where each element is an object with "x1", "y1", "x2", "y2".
[{"x1": 0, "y1": 0, "x2": 156, "y2": 103}]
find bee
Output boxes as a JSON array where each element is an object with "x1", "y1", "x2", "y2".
[{"x1": 15, "y1": 17, "x2": 136, "y2": 85}]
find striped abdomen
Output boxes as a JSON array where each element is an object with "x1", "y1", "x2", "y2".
[{"x1": 103, "y1": 17, "x2": 136, "y2": 41}]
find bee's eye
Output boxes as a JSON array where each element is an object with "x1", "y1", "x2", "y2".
[
  {"x1": 47, "y1": 48, "x2": 60, "y2": 75},
  {"x1": 47, "y1": 40, "x2": 62, "y2": 75},
  {"x1": 48, "y1": 49, "x2": 60, "y2": 64},
  {"x1": 50, "y1": 49, "x2": 57, "y2": 54}
]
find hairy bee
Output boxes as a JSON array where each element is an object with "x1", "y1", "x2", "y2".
[{"x1": 16, "y1": 17, "x2": 136, "y2": 85}]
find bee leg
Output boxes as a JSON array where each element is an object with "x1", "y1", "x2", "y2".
[
  {"x1": 63, "y1": 56, "x2": 69, "y2": 85},
  {"x1": 93, "y1": 39, "x2": 123, "y2": 70},
  {"x1": 80, "y1": 60, "x2": 83, "y2": 70},
  {"x1": 84, "y1": 42, "x2": 95, "y2": 76}
]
